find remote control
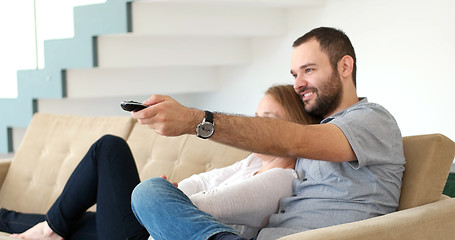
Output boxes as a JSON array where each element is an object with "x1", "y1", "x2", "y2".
[{"x1": 120, "y1": 101, "x2": 148, "y2": 112}]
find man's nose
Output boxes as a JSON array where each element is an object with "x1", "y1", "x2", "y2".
[{"x1": 294, "y1": 77, "x2": 308, "y2": 93}]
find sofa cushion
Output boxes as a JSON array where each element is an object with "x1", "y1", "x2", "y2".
[
  {"x1": 127, "y1": 123, "x2": 251, "y2": 183},
  {"x1": 398, "y1": 134, "x2": 455, "y2": 210},
  {"x1": 0, "y1": 113, "x2": 135, "y2": 214}
]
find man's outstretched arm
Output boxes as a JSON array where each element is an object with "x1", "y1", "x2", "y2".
[{"x1": 131, "y1": 95, "x2": 355, "y2": 162}]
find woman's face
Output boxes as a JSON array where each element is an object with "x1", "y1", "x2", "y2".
[
  {"x1": 254, "y1": 94, "x2": 290, "y2": 161},
  {"x1": 255, "y1": 94, "x2": 289, "y2": 121}
]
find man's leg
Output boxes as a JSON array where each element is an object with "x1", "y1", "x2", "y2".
[
  {"x1": 46, "y1": 135, "x2": 148, "y2": 240},
  {"x1": 131, "y1": 177, "x2": 245, "y2": 240}
]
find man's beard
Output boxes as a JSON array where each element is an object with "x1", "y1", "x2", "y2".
[{"x1": 302, "y1": 70, "x2": 343, "y2": 118}]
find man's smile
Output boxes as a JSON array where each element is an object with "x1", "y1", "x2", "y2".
[{"x1": 301, "y1": 90, "x2": 315, "y2": 102}]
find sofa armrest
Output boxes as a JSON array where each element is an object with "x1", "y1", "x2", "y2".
[
  {"x1": 279, "y1": 197, "x2": 455, "y2": 240},
  {"x1": 0, "y1": 158, "x2": 12, "y2": 189}
]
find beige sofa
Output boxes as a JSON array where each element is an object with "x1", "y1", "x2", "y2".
[{"x1": 0, "y1": 113, "x2": 454, "y2": 239}]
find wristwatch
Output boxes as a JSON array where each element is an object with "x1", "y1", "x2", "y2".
[{"x1": 196, "y1": 111, "x2": 215, "y2": 139}]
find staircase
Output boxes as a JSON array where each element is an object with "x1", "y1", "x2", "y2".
[{"x1": 0, "y1": 0, "x2": 324, "y2": 153}]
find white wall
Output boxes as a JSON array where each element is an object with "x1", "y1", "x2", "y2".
[
  {"x1": 191, "y1": 0, "x2": 455, "y2": 143},
  {"x1": 318, "y1": 0, "x2": 455, "y2": 141}
]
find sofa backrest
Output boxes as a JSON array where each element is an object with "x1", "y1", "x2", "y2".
[
  {"x1": 398, "y1": 134, "x2": 455, "y2": 210},
  {"x1": 2, "y1": 113, "x2": 454, "y2": 214},
  {"x1": 126, "y1": 123, "x2": 251, "y2": 183},
  {"x1": 0, "y1": 113, "x2": 136, "y2": 213}
]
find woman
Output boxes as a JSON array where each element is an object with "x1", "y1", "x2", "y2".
[{"x1": 4, "y1": 84, "x2": 319, "y2": 240}]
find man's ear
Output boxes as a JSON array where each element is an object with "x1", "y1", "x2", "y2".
[{"x1": 338, "y1": 55, "x2": 354, "y2": 79}]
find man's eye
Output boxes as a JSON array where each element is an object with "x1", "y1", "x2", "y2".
[{"x1": 305, "y1": 68, "x2": 312, "y2": 73}]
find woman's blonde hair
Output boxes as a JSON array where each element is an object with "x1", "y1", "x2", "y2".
[{"x1": 265, "y1": 84, "x2": 320, "y2": 125}]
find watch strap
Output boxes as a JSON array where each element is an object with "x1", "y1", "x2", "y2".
[{"x1": 204, "y1": 110, "x2": 214, "y2": 124}]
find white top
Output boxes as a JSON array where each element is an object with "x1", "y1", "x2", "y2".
[{"x1": 178, "y1": 154, "x2": 297, "y2": 239}]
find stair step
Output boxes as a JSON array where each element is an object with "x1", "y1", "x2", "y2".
[
  {"x1": 134, "y1": 0, "x2": 324, "y2": 8},
  {"x1": 37, "y1": 92, "x2": 206, "y2": 117},
  {"x1": 65, "y1": 66, "x2": 220, "y2": 98},
  {"x1": 131, "y1": 1, "x2": 287, "y2": 36},
  {"x1": 37, "y1": 96, "x2": 138, "y2": 117},
  {"x1": 97, "y1": 34, "x2": 251, "y2": 68}
]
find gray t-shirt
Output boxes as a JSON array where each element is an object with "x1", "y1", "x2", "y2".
[{"x1": 257, "y1": 98, "x2": 406, "y2": 240}]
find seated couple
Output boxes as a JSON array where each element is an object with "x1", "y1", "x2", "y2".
[{"x1": 1, "y1": 27, "x2": 406, "y2": 240}]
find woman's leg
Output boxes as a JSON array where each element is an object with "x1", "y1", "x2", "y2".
[
  {"x1": 0, "y1": 208, "x2": 96, "y2": 240},
  {"x1": 45, "y1": 135, "x2": 148, "y2": 240},
  {"x1": 131, "y1": 177, "x2": 241, "y2": 240},
  {"x1": 0, "y1": 208, "x2": 45, "y2": 234},
  {"x1": 8, "y1": 211, "x2": 97, "y2": 240}
]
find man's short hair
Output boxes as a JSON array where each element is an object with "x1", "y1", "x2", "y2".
[{"x1": 293, "y1": 27, "x2": 357, "y2": 87}]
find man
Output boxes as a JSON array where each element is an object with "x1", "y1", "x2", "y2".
[{"x1": 131, "y1": 27, "x2": 405, "y2": 240}]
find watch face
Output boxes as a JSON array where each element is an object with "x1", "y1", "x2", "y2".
[{"x1": 197, "y1": 122, "x2": 214, "y2": 138}]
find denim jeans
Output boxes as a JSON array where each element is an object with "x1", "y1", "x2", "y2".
[
  {"x1": 131, "y1": 177, "x2": 246, "y2": 240},
  {"x1": 0, "y1": 135, "x2": 149, "y2": 240}
]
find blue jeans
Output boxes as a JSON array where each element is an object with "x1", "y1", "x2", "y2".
[
  {"x1": 0, "y1": 135, "x2": 149, "y2": 240},
  {"x1": 131, "y1": 177, "x2": 246, "y2": 240}
]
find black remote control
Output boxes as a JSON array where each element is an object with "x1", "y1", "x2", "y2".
[{"x1": 120, "y1": 101, "x2": 148, "y2": 112}]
